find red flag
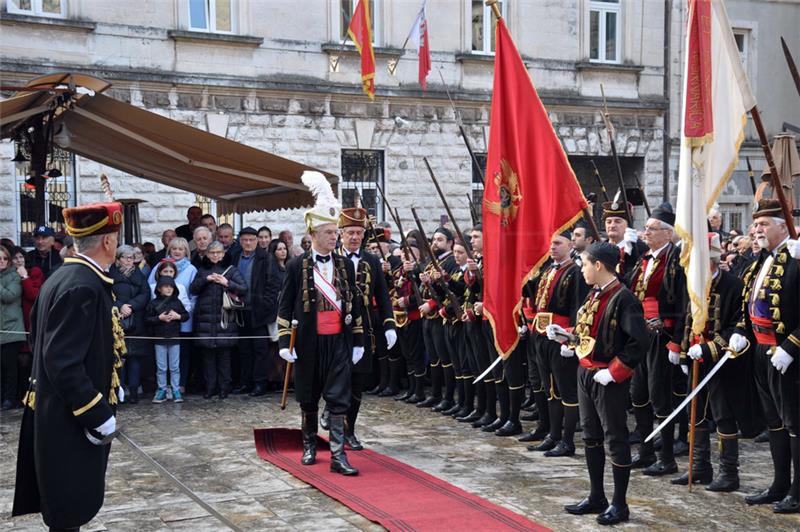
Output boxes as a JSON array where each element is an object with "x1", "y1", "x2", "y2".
[
  {"x1": 406, "y1": 2, "x2": 431, "y2": 90},
  {"x1": 347, "y1": 0, "x2": 376, "y2": 100},
  {"x1": 483, "y1": 19, "x2": 588, "y2": 358}
]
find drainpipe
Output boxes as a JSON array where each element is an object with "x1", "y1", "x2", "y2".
[{"x1": 662, "y1": 0, "x2": 672, "y2": 203}]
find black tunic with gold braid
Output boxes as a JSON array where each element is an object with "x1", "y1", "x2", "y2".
[{"x1": 13, "y1": 257, "x2": 125, "y2": 529}]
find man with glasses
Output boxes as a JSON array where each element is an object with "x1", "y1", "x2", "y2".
[{"x1": 626, "y1": 204, "x2": 688, "y2": 477}]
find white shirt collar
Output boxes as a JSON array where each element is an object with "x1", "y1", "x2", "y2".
[
  {"x1": 771, "y1": 236, "x2": 791, "y2": 256},
  {"x1": 648, "y1": 242, "x2": 670, "y2": 259},
  {"x1": 76, "y1": 253, "x2": 108, "y2": 272}
]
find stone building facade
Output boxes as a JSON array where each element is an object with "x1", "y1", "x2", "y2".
[{"x1": 4, "y1": 0, "x2": 790, "y2": 245}]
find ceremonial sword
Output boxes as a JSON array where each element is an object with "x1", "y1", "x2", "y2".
[{"x1": 644, "y1": 338, "x2": 750, "y2": 443}]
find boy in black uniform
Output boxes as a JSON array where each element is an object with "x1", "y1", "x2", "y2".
[
  {"x1": 558, "y1": 242, "x2": 648, "y2": 526},
  {"x1": 277, "y1": 172, "x2": 364, "y2": 476},
  {"x1": 337, "y1": 208, "x2": 396, "y2": 450},
  {"x1": 14, "y1": 202, "x2": 125, "y2": 530},
  {"x1": 393, "y1": 238, "x2": 427, "y2": 403}
]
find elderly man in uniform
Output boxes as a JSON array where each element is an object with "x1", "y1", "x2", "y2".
[
  {"x1": 277, "y1": 172, "x2": 364, "y2": 476},
  {"x1": 602, "y1": 198, "x2": 646, "y2": 278},
  {"x1": 13, "y1": 202, "x2": 125, "y2": 531},
  {"x1": 731, "y1": 199, "x2": 799, "y2": 513}
]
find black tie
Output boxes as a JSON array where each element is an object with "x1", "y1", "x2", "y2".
[
  {"x1": 347, "y1": 252, "x2": 359, "y2": 259},
  {"x1": 316, "y1": 255, "x2": 331, "y2": 263}
]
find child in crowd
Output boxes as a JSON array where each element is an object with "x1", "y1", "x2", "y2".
[{"x1": 145, "y1": 276, "x2": 189, "y2": 403}]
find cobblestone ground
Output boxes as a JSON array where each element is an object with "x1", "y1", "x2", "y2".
[{"x1": 1, "y1": 392, "x2": 798, "y2": 531}]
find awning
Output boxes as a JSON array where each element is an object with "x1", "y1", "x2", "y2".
[{"x1": 1, "y1": 73, "x2": 335, "y2": 214}]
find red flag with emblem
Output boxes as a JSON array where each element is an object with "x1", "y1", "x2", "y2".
[
  {"x1": 347, "y1": 0, "x2": 376, "y2": 100},
  {"x1": 483, "y1": 19, "x2": 589, "y2": 358}
]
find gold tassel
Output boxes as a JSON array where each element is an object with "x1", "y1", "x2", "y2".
[
  {"x1": 777, "y1": 322, "x2": 786, "y2": 334},
  {"x1": 773, "y1": 265, "x2": 784, "y2": 277},
  {"x1": 777, "y1": 253, "x2": 787, "y2": 264}
]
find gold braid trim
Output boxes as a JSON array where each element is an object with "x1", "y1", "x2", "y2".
[{"x1": 109, "y1": 306, "x2": 127, "y2": 405}]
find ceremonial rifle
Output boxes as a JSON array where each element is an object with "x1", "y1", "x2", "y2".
[
  {"x1": 423, "y1": 157, "x2": 475, "y2": 261},
  {"x1": 410, "y1": 206, "x2": 465, "y2": 320},
  {"x1": 781, "y1": 36, "x2": 800, "y2": 100},
  {"x1": 599, "y1": 84, "x2": 635, "y2": 221},
  {"x1": 745, "y1": 156, "x2": 757, "y2": 195},
  {"x1": 590, "y1": 159, "x2": 611, "y2": 202},
  {"x1": 374, "y1": 180, "x2": 425, "y2": 305},
  {"x1": 438, "y1": 69, "x2": 485, "y2": 186}
]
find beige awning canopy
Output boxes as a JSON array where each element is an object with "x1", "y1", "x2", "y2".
[{"x1": 1, "y1": 73, "x2": 336, "y2": 214}]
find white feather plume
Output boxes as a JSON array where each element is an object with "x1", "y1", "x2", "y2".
[{"x1": 301, "y1": 171, "x2": 340, "y2": 209}]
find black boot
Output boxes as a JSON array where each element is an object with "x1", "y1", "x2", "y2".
[
  {"x1": 520, "y1": 387, "x2": 535, "y2": 410},
  {"x1": 456, "y1": 379, "x2": 479, "y2": 421},
  {"x1": 329, "y1": 414, "x2": 358, "y2": 475},
  {"x1": 520, "y1": 390, "x2": 550, "y2": 441},
  {"x1": 707, "y1": 434, "x2": 740, "y2": 492},
  {"x1": 406, "y1": 375, "x2": 426, "y2": 404},
  {"x1": 597, "y1": 465, "x2": 631, "y2": 525},
  {"x1": 473, "y1": 381, "x2": 497, "y2": 428},
  {"x1": 773, "y1": 433, "x2": 800, "y2": 514},
  {"x1": 671, "y1": 427, "x2": 712, "y2": 485},
  {"x1": 746, "y1": 429, "x2": 791, "y2": 505},
  {"x1": 631, "y1": 405, "x2": 656, "y2": 468},
  {"x1": 483, "y1": 382, "x2": 509, "y2": 432},
  {"x1": 546, "y1": 399, "x2": 563, "y2": 444},
  {"x1": 546, "y1": 405, "x2": 578, "y2": 457},
  {"x1": 301, "y1": 411, "x2": 318, "y2": 466},
  {"x1": 320, "y1": 407, "x2": 330, "y2": 431},
  {"x1": 368, "y1": 357, "x2": 390, "y2": 395},
  {"x1": 345, "y1": 401, "x2": 364, "y2": 451},
  {"x1": 440, "y1": 365, "x2": 456, "y2": 410},
  {"x1": 496, "y1": 386, "x2": 523, "y2": 436},
  {"x1": 417, "y1": 365, "x2": 442, "y2": 408},
  {"x1": 395, "y1": 372, "x2": 414, "y2": 401},
  {"x1": 644, "y1": 420, "x2": 678, "y2": 476},
  {"x1": 565, "y1": 444, "x2": 608, "y2": 515},
  {"x1": 379, "y1": 358, "x2": 401, "y2": 397}
]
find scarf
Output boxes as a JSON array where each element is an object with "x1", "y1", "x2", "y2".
[{"x1": 174, "y1": 256, "x2": 191, "y2": 275}]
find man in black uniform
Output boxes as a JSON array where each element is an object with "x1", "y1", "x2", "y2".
[
  {"x1": 525, "y1": 232, "x2": 589, "y2": 456},
  {"x1": 560, "y1": 242, "x2": 648, "y2": 526},
  {"x1": 337, "y1": 208, "x2": 396, "y2": 450},
  {"x1": 671, "y1": 233, "x2": 750, "y2": 490},
  {"x1": 730, "y1": 199, "x2": 799, "y2": 513},
  {"x1": 277, "y1": 172, "x2": 364, "y2": 476},
  {"x1": 627, "y1": 205, "x2": 687, "y2": 476},
  {"x1": 14, "y1": 202, "x2": 125, "y2": 530},
  {"x1": 392, "y1": 237, "x2": 427, "y2": 403},
  {"x1": 602, "y1": 199, "x2": 647, "y2": 278},
  {"x1": 417, "y1": 228, "x2": 459, "y2": 412}
]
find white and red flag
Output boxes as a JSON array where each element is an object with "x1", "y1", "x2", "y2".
[
  {"x1": 406, "y1": 1, "x2": 431, "y2": 90},
  {"x1": 675, "y1": 0, "x2": 755, "y2": 334}
]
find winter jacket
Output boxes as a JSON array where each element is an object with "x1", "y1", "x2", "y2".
[
  {"x1": 145, "y1": 277, "x2": 190, "y2": 344},
  {"x1": 25, "y1": 248, "x2": 62, "y2": 279},
  {"x1": 109, "y1": 265, "x2": 151, "y2": 357},
  {"x1": 147, "y1": 257, "x2": 197, "y2": 332},
  {"x1": 228, "y1": 247, "x2": 280, "y2": 327},
  {"x1": 0, "y1": 267, "x2": 26, "y2": 345},
  {"x1": 190, "y1": 259, "x2": 248, "y2": 349},
  {"x1": 20, "y1": 265, "x2": 44, "y2": 332}
]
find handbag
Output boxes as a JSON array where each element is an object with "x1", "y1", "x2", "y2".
[{"x1": 221, "y1": 266, "x2": 246, "y2": 311}]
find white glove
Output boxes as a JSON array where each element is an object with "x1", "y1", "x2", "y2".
[
  {"x1": 546, "y1": 324, "x2": 568, "y2": 342},
  {"x1": 385, "y1": 329, "x2": 397, "y2": 350},
  {"x1": 560, "y1": 344, "x2": 575, "y2": 358},
  {"x1": 117, "y1": 386, "x2": 125, "y2": 403},
  {"x1": 729, "y1": 333, "x2": 748, "y2": 353},
  {"x1": 771, "y1": 347, "x2": 794, "y2": 375},
  {"x1": 788, "y1": 239, "x2": 799, "y2": 259},
  {"x1": 279, "y1": 348, "x2": 297, "y2": 362},
  {"x1": 96, "y1": 415, "x2": 117, "y2": 436},
  {"x1": 687, "y1": 344, "x2": 703, "y2": 361},
  {"x1": 624, "y1": 227, "x2": 638, "y2": 244},
  {"x1": 352, "y1": 346, "x2": 365, "y2": 365},
  {"x1": 681, "y1": 365, "x2": 689, "y2": 375},
  {"x1": 593, "y1": 369, "x2": 615, "y2": 386},
  {"x1": 668, "y1": 350, "x2": 681, "y2": 365}
]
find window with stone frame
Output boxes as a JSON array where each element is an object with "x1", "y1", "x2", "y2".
[
  {"x1": 341, "y1": 149, "x2": 384, "y2": 222},
  {"x1": 14, "y1": 145, "x2": 76, "y2": 247},
  {"x1": 188, "y1": 0, "x2": 235, "y2": 33},
  {"x1": 471, "y1": 0, "x2": 505, "y2": 54},
  {"x1": 589, "y1": 0, "x2": 621, "y2": 63},
  {"x1": 339, "y1": 0, "x2": 379, "y2": 46},
  {"x1": 6, "y1": 0, "x2": 65, "y2": 17},
  {"x1": 732, "y1": 28, "x2": 753, "y2": 80},
  {"x1": 471, "y1": 153, "x2": 487, "y2": 221}
]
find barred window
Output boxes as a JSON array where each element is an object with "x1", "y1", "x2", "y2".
[
  {"x1": 471, "y1": 153, "x2": 487, "y2": 221},
  {"x1": 341, "y1": 149, "x2": 384, "y2": 222}
]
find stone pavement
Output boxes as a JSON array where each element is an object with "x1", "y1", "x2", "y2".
[{"x1": 1, "y1": 392, "x2": 798, "y2": 531}]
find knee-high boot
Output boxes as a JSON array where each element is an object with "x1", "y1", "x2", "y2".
[
  {"x1": 473, "y1": 381, "x2": 497, "y2": 428},
  {"x1": 329, "y1": 414, "x2": 358, "y2": 475},
  {"x1": 631, "y1": 405, "x2": 656, "y2": 468},
  {"x1": 345, "y1": 399, "x2": 364, "y2": 451},
  {"x1": 406, "y1": 374, "x2": 426, "y2": 403},
  {"x1": 671, "y1": 425, "x2": 712, "y2": 485},
  {"x1": 379, "y1": 358, "x2": 401, "y2": 397},
  {"x1": 457, "y1": 380, "x2": 480, "y2": 422},
  {"x1": 773, "y1": 433, "x2": 800, "y2": 513},
  {"x1": 495, "y1": 386, "x2": 523, "y2": 436},
  {"x1": 301, "y1": 410, "x2": 318, "y2": 465},
  {"x1": 746, "y1": 428, "x2": 791, "y2": 504},
  {"x1": 368, "y1": 357, "x2": 390, "y2": 395},
  {"x1": 586, "y1": 443, "x2": 607, "y2": 503},
  {"x1": 484, "y1": 381, "x2": 508, "y2": 432},
  {"x1": 417, "y1": 365, "x2": 442, "y2": 408},
  {"x1": 707, "y1": 434, "x2": 739, "y2": 492}
]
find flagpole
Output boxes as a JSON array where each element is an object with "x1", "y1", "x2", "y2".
[
  {"x1": 485, "y1": 0, "x2": 502, "y2": 20},
  {"x1": 780, "y1": 37, "x2": 800, "y2": 100},
  {"x1": 750, "y1": 105, "x2": 798, "y2": 238}
]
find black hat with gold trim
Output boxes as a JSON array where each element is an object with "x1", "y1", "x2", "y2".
[
  {"x1": 752, "y1": 198, "x2": 782, "y2": 219},
  {"x1": 63, "y1": 202, "x2": 123, "y2": 238},
  {"x1": 338, "y1": 207, "x2": 368, "y2": 228},
  {"x1": 601, "y1": 200, "x2": 633, "y2": 222}
]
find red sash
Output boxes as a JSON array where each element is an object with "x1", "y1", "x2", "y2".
[
  {"x1": 317, "y1": 310, "x2": 343, "y2": 335},
  {"x1": 751, "y1": 315, "x2": 777, "y2": 346}
]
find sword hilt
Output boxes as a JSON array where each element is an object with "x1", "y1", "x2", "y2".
[{"x1": 723, "y1": 337, "x2": 750, "y2": 359}]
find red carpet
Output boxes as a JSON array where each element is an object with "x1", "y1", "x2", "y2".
[{"x1": 254, "y1": 428, "x2": 550, "y2": 531}]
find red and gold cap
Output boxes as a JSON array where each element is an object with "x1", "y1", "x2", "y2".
[
  {"x1": 63, "y1": 202, "x2": 123, "y2": 238},
  {"x1": 338, "y1": 207, "x2": 368, "y2": 228}
]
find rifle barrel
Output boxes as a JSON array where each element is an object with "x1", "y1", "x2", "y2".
[{"x1": 423, "y1": 157, "x2": 474, "y2": 260}]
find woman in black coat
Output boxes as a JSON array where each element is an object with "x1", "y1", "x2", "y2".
[
  {"x1": 190, "y1": 241, "x2": 248, "y2": 398},
  {"x1": 109, "y1": 245, "x2": 151, "y2": 404}
]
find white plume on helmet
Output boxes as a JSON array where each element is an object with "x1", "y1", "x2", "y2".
[{"x1": 302, "y1": 171, "x2": 340, "y2": 232}]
